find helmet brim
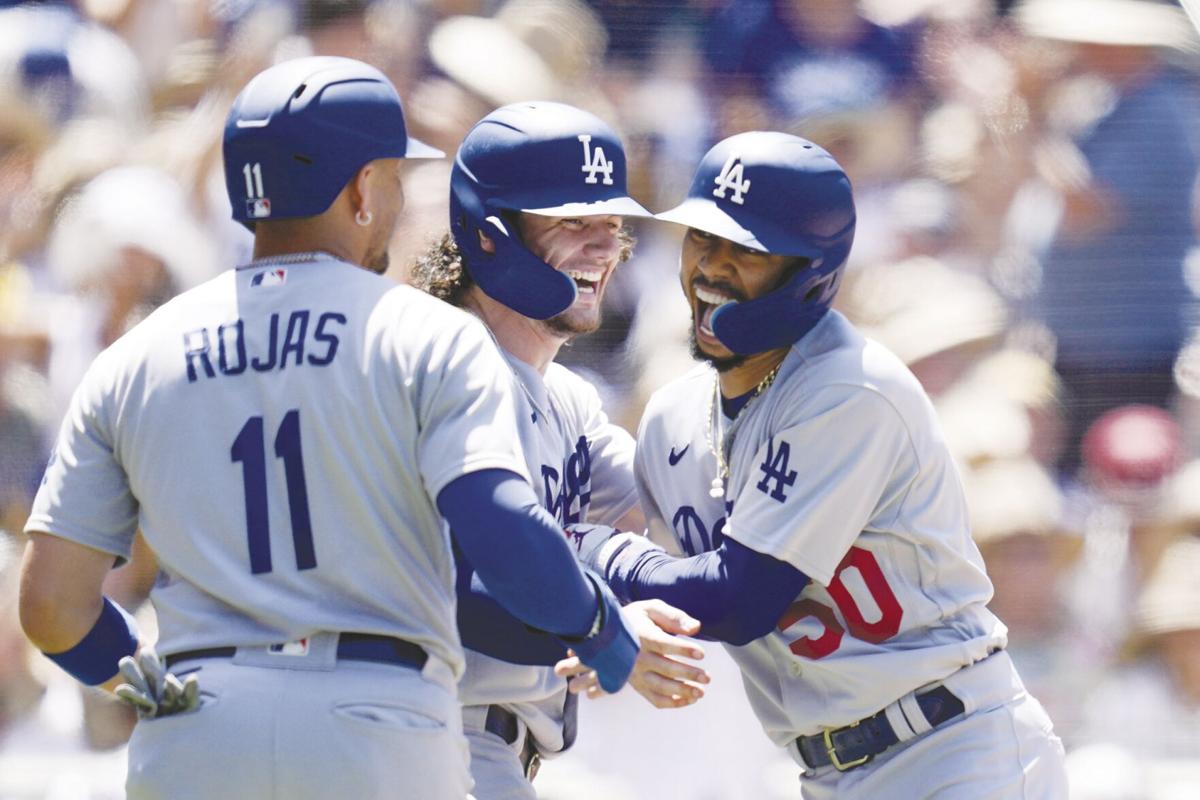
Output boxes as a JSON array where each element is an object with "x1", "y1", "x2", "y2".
[
  {"x1": 656, "y1": 198, "x2": 821, "y2": 259},
  {"x1": 404, "y1": 136, "x2": 445, "y2": 159},
  {"x1": 518, "y1": 195, "x2": 654, "y2": 219}
]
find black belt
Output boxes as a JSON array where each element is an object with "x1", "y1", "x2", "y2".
[
  {"x1": 484, "y1": 705, "x2": 541, "y2": 781},
  {"x1": 164, "y1": 634, "x2": 427, "y2": 670},
  {"x1": 484, "y1": 704, "x2": 521, "y2": 745},
  {"x1": 796, "y1": 684, "x2": 965, "y2": 772}
]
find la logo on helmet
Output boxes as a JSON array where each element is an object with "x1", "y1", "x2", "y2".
[
  {"x1": 712, "y1": 153, "x2": 751, "y2": 205},
  {"x1": 578, "y1": 134, "x2": 614, "y2": 185}
]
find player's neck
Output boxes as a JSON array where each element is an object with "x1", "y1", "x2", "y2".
[
  {"x1": 717, "y1": 347, "x2": 789, "y2": 398},
  {"x1": 252, "y1": 220, "x2": 361, "y2": 269},
  {"x1": 465, "y1": 289, "x2": 566, "y2": 374}
]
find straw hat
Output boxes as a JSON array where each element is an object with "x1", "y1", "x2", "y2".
[
  {"x1": 428, "y1": 0, "x2": 607, "y2": 107},
  {"x1": 840, "y1": 256, "x2": 1009, "y2": 366},
  {"x1": 1013, "y1": 0, "x2": 1200, "y2": 51},
  {"x1": 1123, "y1": 535, "x2": 1200, "y2": 656},
  {"x1": 963, "y1": 457, "x2": 1076, "y2": 546}
]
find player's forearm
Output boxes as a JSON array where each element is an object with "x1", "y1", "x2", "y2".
[
  {"x1": 19, "y1": 532, "x2": 110, "y2": 652},
  {"x1": 610, "y1": 537, "x2": 810, "y2": 646},
  {"x1": 454, "y1": 548, "x2": 569, "y2": 665},
  {"x1": 438, "y1": 469, "x2": 597, "y2": 638}
]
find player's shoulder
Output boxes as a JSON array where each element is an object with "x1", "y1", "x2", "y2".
[
  {"x1": 638, "y1": 362, "x2": 711, "y2": 444},
  {"x1": 543, "y1": 362, "x2": 602, "y2": 409},
  {"x1": 791, "y1": 310, "x2": 923, "y2": 398}
]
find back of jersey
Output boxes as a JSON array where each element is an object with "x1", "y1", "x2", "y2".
[{"x1": 31, "y1": 255, "x2": 527, "y2": 677}]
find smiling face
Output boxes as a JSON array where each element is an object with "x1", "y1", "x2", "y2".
[
  {"x1": 680, "y1": 227, "x2": 799, "y2": 369},
  {"x1": 516, "y1": 212, "x2": 625, "y2": 337}
]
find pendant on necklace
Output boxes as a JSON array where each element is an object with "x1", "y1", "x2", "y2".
[{"x1": 709, "y1": 477, "x2": 724, "y2": 499}]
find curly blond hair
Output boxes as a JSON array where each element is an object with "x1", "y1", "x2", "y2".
[{"x1": 409, "y1": 224, "x2": 637, "y2": 309}]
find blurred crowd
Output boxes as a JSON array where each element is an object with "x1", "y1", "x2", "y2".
[{"x1": 2, "y1": 0, "x2": 1200, "y2": 797}]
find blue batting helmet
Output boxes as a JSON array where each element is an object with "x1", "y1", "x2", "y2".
[
  {"x1": 657, "y1": 132, "x2": 856, "y2": 354},
  {"x1": 449, "y1": 101, "x2": 651, "y2": 320},
  {"x1": 223, "y1": 56, "x2": 442, "y2": 228}
]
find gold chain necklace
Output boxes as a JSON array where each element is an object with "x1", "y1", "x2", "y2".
[{"x1": 706, "y1": 363, "x2": 781, "y2": 499}]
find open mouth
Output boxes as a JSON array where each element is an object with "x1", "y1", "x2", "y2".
[
  {"x1": 694, "y1": 284, "x2": 737, "y2": 336},
  {"x1": 566, "y1": 268, "x2": 603, "y2": 295}
]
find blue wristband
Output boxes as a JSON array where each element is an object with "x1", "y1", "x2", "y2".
[{"x1": 44, "y1": 597, "x2": 139, "y2": 685}]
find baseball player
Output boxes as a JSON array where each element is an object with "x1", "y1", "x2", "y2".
[
  {"x1": 411, "y1": 101, "x2": 709, "y2": 799},
  {"x1": 17, "y1": 57, "x2": 640, "y2": 800},
  {"x1": 561, "y1": 133, "x2": 1069, "y2": 797}
]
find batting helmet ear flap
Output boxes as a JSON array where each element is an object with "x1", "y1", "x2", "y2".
[
  {"x1": 449, "y1": 164, "x2": 578, "y2": 320},
  {"x1": 448, "y1": 101, "x2": 651, "y2": 319},
  {"x1": 658, "y1": 132, "x2": 856, "y2": 354}
]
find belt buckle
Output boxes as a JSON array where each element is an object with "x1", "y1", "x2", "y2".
[
  {"x1": 520, "y1": 736, "x2": 541, "y2": 782},
  {"x1": 823, "y1": 722, "x2": 873, "y2": 772}
]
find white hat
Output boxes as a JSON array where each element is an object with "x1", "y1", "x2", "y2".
[
  {"x1": 428, "y1": 0, "x2": 607, "y2": 107},
  {"x1": 1014, "y1": 0, "x2": 1200, "y2": 50},
  {"x1": 842, "y1": 256, "x2": 1009, "y2": 366},
  {"x1": 1131, "y1": 535, "x2": 1200, "y2": 637},
  {"x1": 963, "y1": 457, "x2": 1076, "y2": 545}
]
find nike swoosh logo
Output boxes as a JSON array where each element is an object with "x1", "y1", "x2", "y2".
[{"x1": 668, "y1": 444, "x2": 690, "y2": 466}]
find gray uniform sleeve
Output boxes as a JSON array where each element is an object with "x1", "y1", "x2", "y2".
[
  {"x1": 577, "y1": 381, "x2": 637, "y2": 526},
  {"x1": 25, "y1": 348, "x2": 138, "y2": 561},
  {"x1": 415, "y1": 316, "x2": 531, "y2": 498}
]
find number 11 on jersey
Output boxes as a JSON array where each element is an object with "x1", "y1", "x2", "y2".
[{"x1": 231, "y1": 409, "x2": 316, "y2": 574}]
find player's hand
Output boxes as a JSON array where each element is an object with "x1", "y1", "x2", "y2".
[
  {"x1": 555, "y1": 573, "x2": 639, "y2": 693},
  {"x1": 555, "y1": 599, "x2": 709, "y2": 708},
  {"x1": 114, "y1": 649, "x2": 200, "y2": 719}
]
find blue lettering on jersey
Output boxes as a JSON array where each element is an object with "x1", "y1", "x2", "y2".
[
  {"x1": 279, "y1": 310, "x2": 309, "y2": 367},
  {"x1": 308, "y1": 312, "x2": 346, "y2": 365},
  {"x1": 756, "y1": 438, "x2": 797, "y2": 502},
  {"x1": 184, "y1": 310, "x2": 345, "y2": 382},
  {"x1": 183, "y1": 328, "x2": 215, "y2": 382},
  {"x1": 541, "y1": 435, "x2": 593, "y2": 525},
  {"x1": 250, "y1": 313, "x2": 280, "y2": 372},
  {"x1": 672, "y1": 500, "x2": 732, "y2": 555},
  {"x1": 218, "y1": 320, "x2": 247, "y2": 375}
]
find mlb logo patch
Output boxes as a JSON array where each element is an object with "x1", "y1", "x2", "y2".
[
  {"x1": 251, "y1": 268, "x2": 287, "y2": 287},
  {"x1": 246, "y1": 197, "x2": 272, "y2": 218},
  {"x1": 268, "y1": 638, "x2": 309, "y2": 656}
]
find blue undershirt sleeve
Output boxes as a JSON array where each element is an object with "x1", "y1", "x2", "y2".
[
  {"x1": 437, "y1": 468, "x2": 595, "y2": 638},
  {"x1": 610, "y1": 536, "x2": 810, "y2": 645},
  {"x1": 454, "y1": 545, "x2": 569, "y2": 665}
]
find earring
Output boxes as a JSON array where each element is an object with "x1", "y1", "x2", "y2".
[{"x1": 355, "y1": 209, "x2": 373, "y2": 226}]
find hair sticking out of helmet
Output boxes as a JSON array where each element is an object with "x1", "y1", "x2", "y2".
[
  {"x1": 448, "y1": 101, "x2": 652, "y2": 320},
  {"x1": 223, "y1": 56, "x2": 442, "y2": 230},
  {"x1": 657, "y1": 132, "x2": 856, "y2": 354}
]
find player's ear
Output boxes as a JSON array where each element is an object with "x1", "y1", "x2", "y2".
[
  {"x1": 347, "y1": 162, "x2": 374, "y2": 221},
  {"x1": 477, "y1": 229, "x2": 497, "y2": 254}
]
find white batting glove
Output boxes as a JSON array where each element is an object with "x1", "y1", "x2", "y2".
[{"x1": 115, "y1": 649, "x2": 200, "y2": 719}]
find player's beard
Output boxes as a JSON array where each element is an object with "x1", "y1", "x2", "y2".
[
  {"x1": 542, "y1": 302, "x2": 601, "y2": 338},
  {"x1": 366, "y1": 251, "x2": 390, "y2": 275},
  {"x1": 689, "y1": 327, "x2": 745, "y2": 372}
]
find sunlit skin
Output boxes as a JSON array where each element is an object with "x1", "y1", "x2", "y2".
[
  {"x1": 252, "y1": 158, "x2": 406, "y2": 275},
  {"x1": 472, "y1": 212, "x2": 623, "y2": 373},
  {"x1": 679, "y1": 227, "x2": 797, "y2": 397},
  {"x1": 362, "y1": 159, "x2": 406, "y2": 275}
]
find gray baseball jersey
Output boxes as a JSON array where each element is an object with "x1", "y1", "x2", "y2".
[
  {"x1": 460, "y1": 351, "x2": 637, "y2": 752},
  {"x1": 27, "y1": 254, "x2": 530, "y2": 680},
  {"x1": 635, "y1": 310, "x2": 1007, "y2": 745}
]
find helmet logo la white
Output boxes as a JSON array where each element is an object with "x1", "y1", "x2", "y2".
[
  {"x1": 578, "y1": 134, "x2": 614, "y2": 186},
  {"x1": 712, "y1": 153, "x2": 751, "y2": 205}
]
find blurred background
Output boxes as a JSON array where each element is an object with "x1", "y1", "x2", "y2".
[{"x1": 2, "y1": 0, "x2": 1200, "y2": 797}]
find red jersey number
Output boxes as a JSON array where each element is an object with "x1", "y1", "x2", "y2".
[{"x1": 777, "y1": 546, "x2": 903, "y2": 659}]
